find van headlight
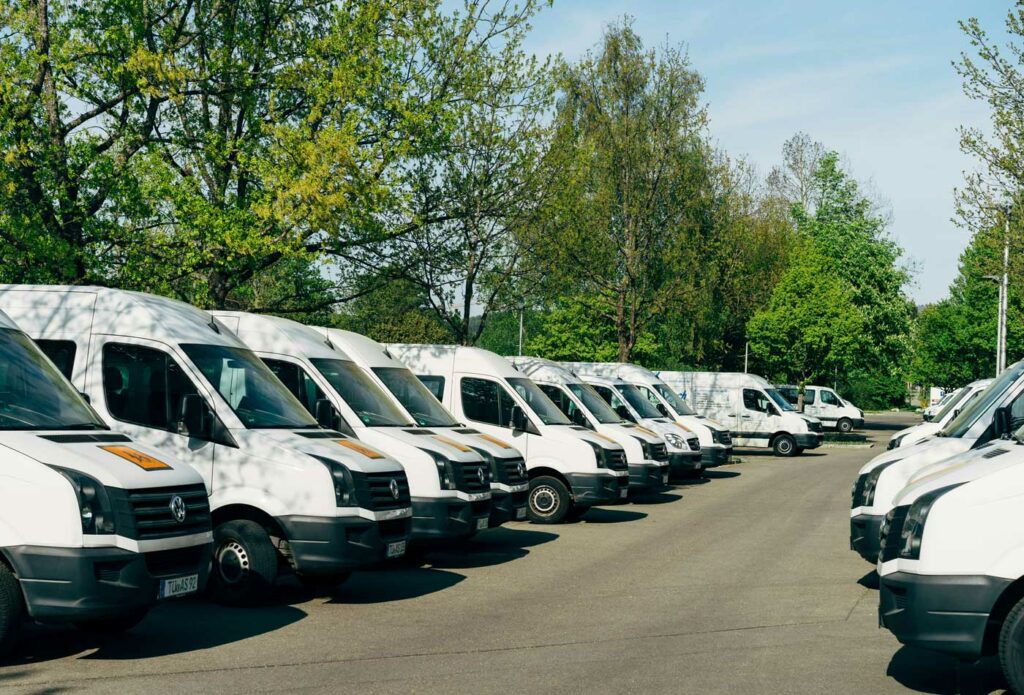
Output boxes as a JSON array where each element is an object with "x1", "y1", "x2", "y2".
[
  {"x1": 52, "y1": 467, "x2": 116, "y2": 534},
  {"x1": 313, "y1": 456, "x2": 355, "y2": 506},
  {"x1": 857, "y1": 459, "x2": 900, "y2": 507},
  {"x1": 888, "y1": 434, "x2": 906, "y2": 450},
  {"x1": 899, "y1": 484, "x2": 963, "y2": 560},
  {"x1": 426, "y1": 451, "x2": 457, "y2": 489},
  {"x1": 632, "y1": 436, "x2": 652, "y2": 459},
  {"x1": 582, "y1": 439, "x2": 609, "y2": 468},
  {"x1": 663, "y1": 433, "x2": 686, "y2": 450}
]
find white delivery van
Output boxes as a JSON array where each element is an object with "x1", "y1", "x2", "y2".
[
  {"x1": 562, "y1": 362, "x2": 732, "y2": 467},
  {"x1": 776, "y1": 385, "x2": 864, "y2": 433},
  {"x1": 922, "y1": 387, "x2": 955, "y2": 421},
  {"x1": 886, "y1": 380, "x2": 990, "y2": 451},
  {"x1": 658, "y1": 371, "x2": 823, "y2": 456},
  {"x1": 0, "y1": 286, "x2": 413, "y2": 606},
  {"x1": 510, "y1": 357, "x2": 670, "y2": 492},
  {"x1": 0, "y1": 309, "x2": 212, "y2": 656},
  {"x1": 210, "y1": 312, "x2": 497, "y2": 540},
  {"x1": 574, "y1": 374, "x2": 703, "y2": 479},
  {"x1": 876, "y1": 425, "x2": 1024, "y2": 692},
  {"x1": 849, "y1": 363, "x2": 1024, "y2": 564},
  {"x1": 386, "y1": 344, "x2": 630, "y2": 524}
]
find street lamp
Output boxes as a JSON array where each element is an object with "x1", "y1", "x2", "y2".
[{"x1": 982, "y1": 207, "x2": 1011, "y2": 376}]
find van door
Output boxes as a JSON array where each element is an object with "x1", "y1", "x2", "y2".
[
  {"x1": 95, "y1": 338, "x2": 218, "y2": 492},
  {"x1": 458, "y1": 376, "x2": 532, "y2": 456},
  {"x1": 802, "y1": 387, "x2": 820, "y2": 417},
  {"x1": 734, "y1": 388, "x2": 774, "y2": 448},
  {"x1": 817, "y1": 388, "x2": 842, "y2": 426}
]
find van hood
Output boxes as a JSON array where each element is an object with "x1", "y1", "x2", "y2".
[
  {"x1": 0, "y1": 431, "x2": 204, "y2": 490},
  {"x1": 694, "y1": 415, "x2": 728, "y2": 431},
  {"x1": 439, "y1": 426, "x2": 525, "y2": 461},
  {"x1": 240, "y1": 428, "x2": 407, "y2": 474},
  {"x1": 897, "y1": 441, "x2": 1024, "y2": 505},
  {"x1": 859, "y1": 435, "x2": 946, "y2": 475},
  {"x1": 358, "y1": 426, "x2": 484, "y2": 464},
  {"x1": 610, "y1": 423, "x2": 663, "y2": 443}
]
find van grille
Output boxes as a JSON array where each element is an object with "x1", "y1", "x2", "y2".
[
  {"x1": 109, "y1": 484, "x2": 211, "y2": 541},
  {"x1": 606, "y1": 449, "x2": 628, "y2": 471},
  {"x1": 808, "y1": 421, "x2": 823, "y2": 433},
  {"x1": 145, "y1": 546, "x2": 206, "y2": 578},
  {"x1": 352, "y1": 470, "x2": 411, "y2": 511},
  {"x1": 686, "y1": 436, "x2": 700, "y2": 452},
  {"x1": 712, "y1": 429, "x2": 732, "y2": 446},
  {"x1": 650, "y1": 442, "x2": 669, "y2": 462},
  {"x1": 453, "y1": 461, "x2": 491, "y2": 493},
  {"x1": 500, "y1": 457, "x2": 528, "y2": 485},
  {"x1": 879, "y1": 505, "x2": 910, "y2": 562}
]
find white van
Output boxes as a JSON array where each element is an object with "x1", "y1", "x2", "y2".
[
  {"x1": 562, "y1": 362, "x2": 732, "y2": 467},
  {"x1": 776, "y1": 385, "x2": 863, "y2": 433},
  {"x1": 210, "y1": 312, "x2": 498, "y2": 540},
  {"x1": 0, "y1": 286, "x2": 413, "y2": 605},
  {"x1": 849, "y1": 362, "x2": 1024, "y2": 564},
  {"x1": 0, "y1": 309, "x2": 212, "y2": 655},
  {"x1": 386, "y1": 344, "x2": 630, "y2": 524},
  {"x1": 886, "y1": 379, "x2": 990, "y2": 451},
  {"x1": 509, "y1": 357, "x2": 670, "y2": 492},
  {"x1": 658, "y1": 372, "x2": 823, "y2": 456},
  {"x1": 876, "y1": 427, "x2": 1024, "y2": 692},
  {"x1": 572, "y1": 374, "x2": 703, "y2": 478},
  {"x1": 922, "y1": 387, "x2": 955, "y2": 421}
]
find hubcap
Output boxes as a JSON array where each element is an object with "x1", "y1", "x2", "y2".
[
  {"x1": 779, "y1": 440, "x2": 792, "y2": 454},
  {"x1": 530, "y1": 485, "x2": 559, "y2": 515},
  {"x1": 217, "y1": 540, "x2": 250, "y2": 585}
]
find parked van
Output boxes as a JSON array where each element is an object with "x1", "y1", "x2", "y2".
[
  {"x1": 572, "y1": 374, "x2": 703, "y2": 478},
  {"x1": 887, "y1": 379, "x2": 991, "y2": 451},
  {"x1": 562, "y1": 362, "x2": 732, "y2": 467},
  {"x1": 922, "y1": 387, "x2": 955, "y2": 421},
  {"x1": 510, "y1": 357, "x2": 670, "y2": 492},
  {"x1": 849, "y1": 362, "x2": 1024, "y2": 563},
  {"x1": 0, "y1": 286, "x2": 413, "y2": 605},
  {"x1": 386, "y1": 345, "x2": 629, "y2": 524},
  {"x1": 0, "y1": 308, "x2": 212, "y2": 656},
  {"x1": 211, "y1": 312, "x2": 497, "y2": 539},
  {"x1": 876, "y1": 426, "x2": 1024, "y2": 692},
  {"x1": 658, "y1": 372, "x2": 823, "y2": 456},
  {"x1": 776, "y1": 385, "x2": 863, "y2": 433}
]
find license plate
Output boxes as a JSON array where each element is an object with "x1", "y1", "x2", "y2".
[
  {"x1": 516, "y1": 507, "x2": 527, "y2": 520},
  {"x1": 619, "y1": 488, "x2": 628, "y2": 498},
  {"x1": 158, "y1": 574, "x2": 198, "y2": 599},
  {"x1": 476, "y1": 517, "x2": 489, "y2": 531},
  {"x1": 662, "y1": 471, "x2": 670, "y2": 484},
  {"x1": 387, "y1": 540, "x2": 406, "y2": 558}
]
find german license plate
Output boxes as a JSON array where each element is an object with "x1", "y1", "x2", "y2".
[
  {"x1": 516, "y1": 507, "x2": 527, "y2": 520},
  {"x1": 619, "y1": 488, "x2": 628, "y2": 498},
  {"x1": 387, "y1": 540, "x2": 406, "y2": 558},
  {"x1": 158, "y1": 574, "x2": 198, "y2": 599},
  {"x1": 476, "y1": 517, "x2": 489, "y2": 531}
]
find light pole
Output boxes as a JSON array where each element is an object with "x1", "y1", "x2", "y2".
[{"x1": 983, "y1": 207, "x2": 1012, "y2": 376}]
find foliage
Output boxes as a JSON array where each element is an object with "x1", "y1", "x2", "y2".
[
  {"x1": 332, "y1": 271, "x2": 450, "y2": 344},
  {"x1": 524, "y1": 295, "x2": 658, "y2": 363}
]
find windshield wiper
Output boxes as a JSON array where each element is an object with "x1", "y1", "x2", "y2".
[{"x1": 60, "y1": 422, "x2": 110, "y2": 430}]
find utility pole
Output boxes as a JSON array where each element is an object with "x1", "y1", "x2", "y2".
[
  {"x1": 518, "y1": 306, "x2": 524, "y2": 355},
  {"x1": 999, "y1": 209, "x2": 1010, "y2": 374},
  {"x1": 743, "y1": 342, "x2": 748, "y2": 374}
]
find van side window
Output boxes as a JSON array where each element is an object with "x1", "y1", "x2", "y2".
[
  {"x1": 804, "y1": 389, "x2": 817, "y2": 405},
  {"x1": 103, "y1": 343, "x2": 200, "y2": 431},
  {"x1": 820, "y1": 390, "x2": 839, "y2": 406},
  {"x1": 418, "y1": 375, "x2": 445, "y2": 401},
  {"x1": 637, "y1": 385, "x2": 669, "y2": 416},
  {"x1": 742, "y1": 389, "x2": 771, "y2": 413},
  {"x1": 35, "y1": 340, "x2": 77, "y2": 380},
  {"x1": 262, "y1": 358, "x2": 326, "y2": 415},
  {"x1": 778, "y1": 387, "x2": 798, "y2": 405},
  {"x1": 591, "y1": 384, "x2": 635, "y2": 422},
  {"x1": 461, "y1": 377, "x2": 516, "y2": 427},
  {"x1": 538, "y1": 384, "x2": 577, "y2": 420}
]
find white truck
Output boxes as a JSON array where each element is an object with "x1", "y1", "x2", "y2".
[
  {"x1": 877, "y1": 420, "x2": 1024, "y2": 693},
  {"x1": 572, "y1": 374, "x2": 703, "y2": 479},
  {"x1": 886, "y1": 379, "x2": 990, "y2": 451},
  {"x1": 0, "y1": 286, "x2": 413, "y2": 606},
  {"x1": 922, "y1": 387, "x2": 955, "y2": 421},
  {"x1": 510, "y1": 357, "x2": 670, "y2": 492},
  {"x1": 849, "y1": 363, "x2": 1024, "y2": 564},
  {"x1": 775, "y1": 384, "x2": 864, "y2": 433},
  {"x1": 210, "y1": 312, "x2": 499, "y2": 540},
  {"x1": 0, "y1": 309, "x2": 212, "y2": 656},
  {"x1": 658, "y1": 371, "x2": 823, "y2": 456},
  {"x1": 386, "y1": 344, "x2": 630, "y2": 524},
  {"x1": 562, "y1": 362, "x2": 732, "y2": 467}
]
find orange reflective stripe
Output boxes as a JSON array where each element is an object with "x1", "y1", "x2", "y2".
[
  {"x1": 475, "y1": 433, "x2": 513, "y2": 449},
  {"x1": 99, "y1": 445, "x2": 172, "y2": 471},
  {"x1": 432, "y1": 435, "x2": 471, "y2": 452},
  {"x1": 334, "y1": 439, "x2": 385, "y2": 459}
]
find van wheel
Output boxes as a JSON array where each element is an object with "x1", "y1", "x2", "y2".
[
  {"x1": 999, "y1": 595, "x2": 1024, "y2": 693},
  {"x1": 0, "y1": 563, "x2": 23, "y2": 659},
  {"x1": 772, "y1": 434, "x2": 797, "y2": 457},
  {"x1": 74, "y1": 608, "x2": 148, "y2": 634},
  {"x1": 297, "y1": 571, "x2": 351, "y2": 594},
  {"x1": 528, "y1": 476, "x2": 571, "y2": 524},
  {"x1": 209, "y1": 520, "x2": 278, "y2": 606},
  {"x1": 837, "y1": 418, "x2": 854, "y2": 434}
]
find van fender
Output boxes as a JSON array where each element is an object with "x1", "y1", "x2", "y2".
[
  {"x1": 525, "y1": 456, "x2": 583, "y2": 477},
  {"x1": 209, "y1": 485, "x2": 291, "y2": 520},
  {"x1": 986, "y1": 545, "x2": 1024, "y2": 582}
]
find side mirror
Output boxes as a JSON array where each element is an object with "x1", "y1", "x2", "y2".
[
  {"x1": 768, "y1": 404, "x2": 780, "y2": 417},
  {"x1": 315, "y1": 398, "x2": 340, "y2": 430},
  {"x1": 180, "y1": 394, "x2": 211, "y2": 438},
  {"x1": 614, "y1": 405, "x2": 634, "y2": 422},
  {"x1": 510, "y1": 405, "x2": 529, "y2": 432},
  {"x1": 570, "y1": 408, "x2": 591, "y2": 428},
  {"x1": 994, "y1": 405, "x2": 1012, "y2": 439},
  {"x1": 79, "y1": 391, "x2": 91, "y2": 404},
  {"x1": 656, "y1": 403, "x2": 669, "y2": 417}
]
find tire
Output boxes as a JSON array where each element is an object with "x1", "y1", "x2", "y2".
[
  {"x1": 209, "y1": 519, "x2": 279, "y2": 607},
  {"x1": 74, "y1": 608, "x2": 148, "y2": 635},
  {"x1": 1000, "y1": 595, "x2": 1024, "y2": 693},
  {"x1": 772, "y1": 434, "x2": 797, "y2": 457},
  {"x1": 527, "y1": 476, "x2": 572, "y2": 524},
  {"x1": 837, "y1": 418, "x2": 854, "y2": 434},
  {"x1": 0, "y1": 563, "x2": 23, "y2": 660},
  {"x1": 297, "y1": 571, "x2": 351, "y2": 594}
]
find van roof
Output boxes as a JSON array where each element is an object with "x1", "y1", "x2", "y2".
[
  {"x1": 508, "y1": 356, "x2": 582, "y2": 385},
  {"x1": 0, "y1": 308, "x2": 18, "y2": 331},
  {"x1": 562, "y1": 361, "x2": 661, "y2": 383},
  {"x1": 209, "y1": 311, "x2": 344, "y2": 361},
  {"x1": 318, "y1": 328, "x2": 404, "y2": 370},
  {"x1": 0, "y1": 285, "x2": 245, "y2": 348},
  {"x1": 657, "y1": 371, "x2": 773, "y2": 389},
  {"x1": 386, "y1": 344, "x2": 521, "y2": 379}
]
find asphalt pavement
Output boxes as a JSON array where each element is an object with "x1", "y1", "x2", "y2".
[{"x1": 0, "y1": 412, "x2": 1008, "y2": 694}]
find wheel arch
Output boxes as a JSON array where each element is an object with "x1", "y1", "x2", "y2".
[
  {"x1": 212, "y1": 504, "x2": 287, "y2": 541},
  {"x1": 983, "y1": 576, "x2": 1024, "y2": 655}
]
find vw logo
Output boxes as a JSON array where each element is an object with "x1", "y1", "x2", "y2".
[
  {"x1": 477, "y1": 467, "x2": 486, "y2": 485},
  {"x1": 389, "y1": 479, "x2": 400, "y2": 500},
  {"x1": 517, "y1": 461, "x2": 526, "y2": 478},
  {"x1": 169, "y1": 495, "x2": 187, "y2": 524}
]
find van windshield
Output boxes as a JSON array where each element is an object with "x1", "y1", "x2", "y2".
[
  {"x1": 372, "y1": 366, "x2": 458, "y2": 427},
  {"x1": 0, "y1": 329, "x2": 106, "y2": 431},
  {"x1": 941, "y1": 363, "x2": 1024, "y2": 438},
  {"x1": 653, "y1": 383, "x2": 696, "y2": 416},
  {"x1": 182, "y1": 344, "x2": 318, "y2": 429},
  {"x1": 618, "y1": 383, "x2": 663, "y2": 419},
  {"x1": 766, "y1": 388, "x2": 796, "y2": 412},
  {"x1": 506, "y1": 377, "x2": 571, "y2": 425},
  {"x1": 312, "y1": 360, "x2": 414, "y2": 427},
  {"x1": 567, "y1": 382, "x2": 625, "y2": 424},
  {"x1": 933, "y1": 387, "x2": 967, "y2": 423}
]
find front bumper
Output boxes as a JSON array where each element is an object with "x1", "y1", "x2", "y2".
[
  {"x1": 566, "y1": 472, "x2": 629, "y2": 505},
  {"x1": 628, "y1": 462, "x2": 671, "y2": 491},
  {"x1": 849, "y1": 513, "x2": 883, "y2": 563},
  {"x1": 702, "y1": 445, "x2": 732, "y2": 467},
  {"x1": 795, "y1": 433, "x2": 824, "y2": 449},
  {"x1": 879, "y1": 571, "x2": 1010, "y2": 659},
  {"x1": 488, "y1": 488, "x2": 529, "y2": 527},
  {"x1": 410, "y1": 497, "x2": 492, "y2": 541},
  {"x1": 8, "y1": 542, "x2": 212, "y2": 623},
  {"x1": 669, "y1": 451, "x2": 703, "y2": 476},
  {"x1": 279, "y1": 513, "x2": 411, "y2": 573}
]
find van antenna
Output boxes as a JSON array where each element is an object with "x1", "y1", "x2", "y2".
[{"x1": 208, "y1": 319, "x2": 220, "y2": 334}]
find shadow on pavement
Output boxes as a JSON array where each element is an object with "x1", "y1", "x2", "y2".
[
  {"x1": 886, "y1": 647, "x2": 1004, "y2": 694},
  {"x1": 858, "y1": 570, "x2": 879, "y2": 590},
  {"x1": 629, "y1": 491, "x2": 683, "y2": 505},
  {"x1": 864, "y1": 419, "x2": 918, "y2": 433},
  {"x1": 415, "y1": 527, "x2": 559, "y2": 570},
  {"x1": 327, "y1": 566, "x2": 466, "y2": 604},
  {"x1": 703, "y1": 470, "x2": 741, "y2": 479},
  {"x1": 737, "y1": 449, "x2": 826, "y2": 458},
  {"x1": 575, "y1": 508, "x2": 648, "y2": 524}
]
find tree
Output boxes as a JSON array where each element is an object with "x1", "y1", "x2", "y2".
[
  {"x1": 766, "y1": 132, "x2": 825, "y2": 211},
  {"x1": 333, "y1": 271, "x2": 451, "y2": 344},
  {"x1": 524, "y1": 295, "x2": 659, "y2": 362}
]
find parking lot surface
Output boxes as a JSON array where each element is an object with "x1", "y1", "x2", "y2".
[{"x1": 0, "y1": 412, "x2": 1006, "y2": 694}]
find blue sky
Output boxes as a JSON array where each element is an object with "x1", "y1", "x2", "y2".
[{"x1": 523, "y1": 1, "x2": 1010, "y2": 304}]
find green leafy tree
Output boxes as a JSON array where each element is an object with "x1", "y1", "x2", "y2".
[{"x1": 524, "y1": 295, "x2": 658, "y2": 363}]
